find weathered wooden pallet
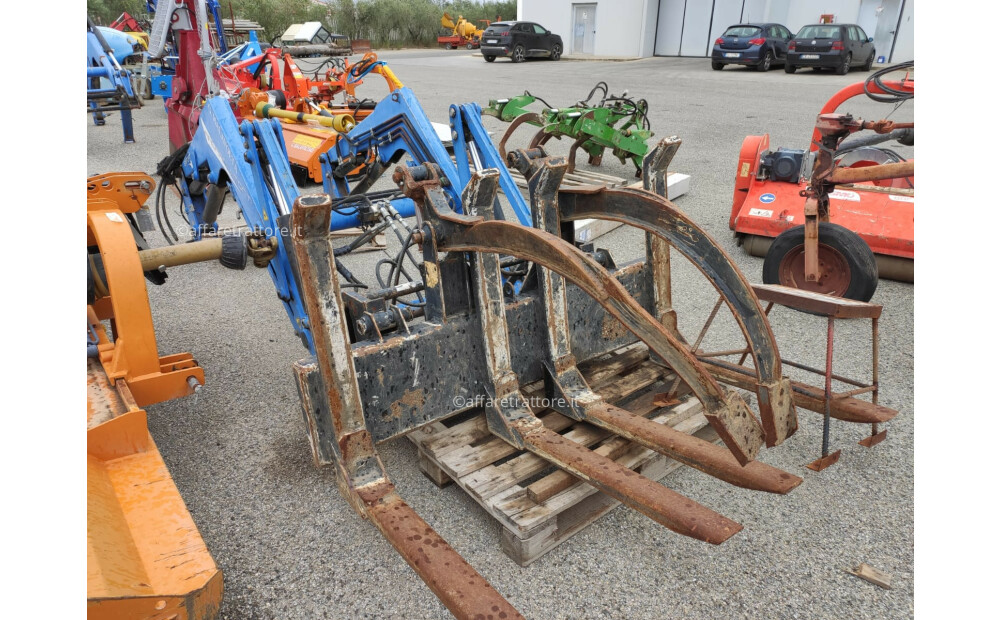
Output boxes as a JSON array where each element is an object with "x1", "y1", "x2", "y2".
[{"x1": 406, "y1": 344, "x2": 722, "y2": 566}]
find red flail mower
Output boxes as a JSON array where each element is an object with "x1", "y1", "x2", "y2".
[{"x1": 730, "y1": 63, "x2": 913, "y2": 301}]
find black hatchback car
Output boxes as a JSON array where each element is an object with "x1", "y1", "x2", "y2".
[
  {"x1": 785, "y1": 24, "x2": 876, "y2": 74},
  {"x1": 711, "y1": 23, "x2": 793, "y2": 71},
  {"x1": 480, "y1": 21, "x2": 563, "y2": 63}
]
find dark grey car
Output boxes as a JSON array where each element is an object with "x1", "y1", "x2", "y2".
[
  {"x1": 711, "y1": 23, "x2": 793, "y2": 72},
  {"x1": 785, "y1": 24, "x2": 876, "y2": 74},
  {"x1": 480, "y1": 21, "x2": 563, "y2": 63}
]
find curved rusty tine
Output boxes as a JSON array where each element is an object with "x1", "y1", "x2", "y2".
[
  {"x1": 566, "y1": 134, "x2": 590, "y2": 174},
  {"x1": 289, "y1": 195, "x2": 523, "y2": 620},
  {"x1": 564, "y1": 111, "x2": 595, "y2": 174},
  {"x1": 513, "y1": 421, "x2": 742, "y2": 543},
  {"x1": 528, "y1": 126, "x2": 557, "y2": 151},
  {"x1": 557, "y1": 185, "x2": 797, "y2": 447},
  {"x1": 497, "y1": 112, "x2": 544, "y2": 163},
  {"x1": 438, "y1": 219, "x2": 765, "y2": 465}
]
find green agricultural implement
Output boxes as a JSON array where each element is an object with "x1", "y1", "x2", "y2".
[{"x1": 483, "y1": 82, "x2": 654, "y2": 176}]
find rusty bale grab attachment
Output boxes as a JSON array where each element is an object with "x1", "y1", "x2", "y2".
[{"x1": 288, "y1": 144, "x2": 805, "y2": 616}]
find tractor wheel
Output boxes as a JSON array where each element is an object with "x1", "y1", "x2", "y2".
[
  {"x1": 467, "y1": 42, "x2": 475, "y2": 50},
  {"x1": 511, "y1": 44, "x2": 526, "y2": 63},
  {"x1": 445, "y1": 42, "x2": 454, "y2": 50},
  {"x1": 484, "y1": 55, "x2": 496, "y2": 63},
  {"x1": 837, "y1": 53, "x2": 852, "y2": 75},
  {"x1": 763, "y1": 223, "x2": 878, "y2": 302},
  {"x1": 712, "y1": 62, "x2": 724, "y2": 70},
  {"x1": 784, "y1": 63, "x2": 796, "y2": 73},
  {"x1": 757, "y1": 50, "x2": 773, "y2": 72}
]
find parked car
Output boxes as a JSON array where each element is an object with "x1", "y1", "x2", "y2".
[
  {"x1": 785, "y1": 24, "x2": 876, "y2": 74},
  {"x1": 711, "y1": 23, "x2": 793, "y2": 72},
  {"x1": 480, "y1": 21, "x2": 562, "y2": 63}
]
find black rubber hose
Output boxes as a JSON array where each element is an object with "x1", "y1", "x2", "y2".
[{"x1": 864, "y1": 61, "x2": 914, "y2": 104}]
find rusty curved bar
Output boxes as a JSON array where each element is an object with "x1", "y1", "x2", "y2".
[
  {"x1": 437, "y1": 219, "x2": 765, "y2": 463},
  {"x1": 497, "y1": 112, "x2": 544, "y2": 163},
  {"x1": 558, "y1": 185, "x2": 798, "y2": 446},
  {"x1": 560, "y1": 185, "x2": 780, "y2": 382}
]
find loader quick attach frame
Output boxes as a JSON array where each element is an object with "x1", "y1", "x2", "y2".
[{"x1": 288, "y1": 149, "x2": 803, "y2": 616}]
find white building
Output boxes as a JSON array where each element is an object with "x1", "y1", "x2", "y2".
[{"x1": 518, "y1": 0, "x2": 913, "y2": 62}]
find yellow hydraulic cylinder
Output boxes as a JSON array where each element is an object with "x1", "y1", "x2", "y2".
[{"x1": 255, "y1": 102, "x2": 356, "y2": 133}]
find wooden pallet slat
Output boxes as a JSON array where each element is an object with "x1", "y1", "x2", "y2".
[{"x1": 406, "y1": 346, "x2": 724, "y2": 566}]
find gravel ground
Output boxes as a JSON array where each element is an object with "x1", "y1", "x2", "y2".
[{"x1": 87, "y1": 50, "x2": 913, "y2": 619}]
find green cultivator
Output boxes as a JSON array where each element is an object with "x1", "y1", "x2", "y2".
[{"x1": 484, "y1": 82, "x2": 655, "y2": 175}]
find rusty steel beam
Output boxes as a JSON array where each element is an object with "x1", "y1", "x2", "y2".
[
  {"x1": 361, "y1": 483, "x2": 524, "y2": 620},
  {"x1": 289, "y1": 194, "x2": 523, "y2": 619},
  {"x1": 516, "y1": 422, "x2": 743, "y2": 544},
  {"x1": 580, "y1": 402, "x2": 802, "y2": 494}
]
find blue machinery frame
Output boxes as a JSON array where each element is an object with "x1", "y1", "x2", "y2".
[{"x1": 177, "y1": 87, "x2": 535, "y2": 350}]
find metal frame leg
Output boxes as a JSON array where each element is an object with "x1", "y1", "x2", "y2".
[
  {"x1": 807, "y1": 317, "x2": 841, "y2": 471},
  {"x1": 860, "y1": 316, "x2": 888, "y2": 447}
]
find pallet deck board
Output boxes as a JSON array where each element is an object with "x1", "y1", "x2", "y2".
[{"x1": 406, "y1": 346, "x2": 723, "y2": 565}]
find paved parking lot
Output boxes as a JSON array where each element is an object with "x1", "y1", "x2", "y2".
[{"x1": 87, "y1": 49, "x2": 913, "y2": 619}]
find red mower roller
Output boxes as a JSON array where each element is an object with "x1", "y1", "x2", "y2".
[{"x1": 730, "y1": 63, "x2": 913, "y2": 301}]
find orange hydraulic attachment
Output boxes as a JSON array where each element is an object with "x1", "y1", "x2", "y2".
[
  {"x1": 87, "y1": 173, "x2": 221, "y2": 619},
  {"x1": 228, "y1": 52, "x2": 403, "y2": 182}
]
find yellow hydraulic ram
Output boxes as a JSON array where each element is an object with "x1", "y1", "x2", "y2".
[{"x1": 254, "y1": 102, "x2": 356, "y2": 132}]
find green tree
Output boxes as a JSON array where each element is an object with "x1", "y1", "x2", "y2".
[{"x1": 87, "y1": 0, "x2": 147, "y2": 25}]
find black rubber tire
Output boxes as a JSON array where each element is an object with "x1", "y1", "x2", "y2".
[
  {"x1": 784, "y1": 63, "x2": 796, "y2": 73},
  {"x1": 711, "y1": 61, "x2": 724, "y2": 70},
  {"x1": 864, "y1": 51, "x2": 875, "y2": 71},
  {"x1": 757, "y1": 50, "x2": 773, "y2": 72},
  {"x1": 550, "y1": 43, "x2": 561, "y2": 60},
  {"x1": 445, "y1": 42, "x2": 454, "y2": 50},
  {"x1": 467, "y1": 42, "x2": 475, "y2": 50},
  {"x1": 837, "y1": 53, "x2": 852, "y2": 75},
  {"x1": 511, "y1": 44, "x2": 526, "y2": 63},
  {"x1": 484, "y1": 55, "x2": 495, "y2": 63},
  {"x1": 762, "y1": 222, "x2": 878, "y2": 302}
]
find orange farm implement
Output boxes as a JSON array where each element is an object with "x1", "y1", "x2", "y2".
[{"x1": 730, "y1": 62, "x2": 914, "y2": 300}]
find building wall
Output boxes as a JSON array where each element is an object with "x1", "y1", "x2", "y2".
[
  {"x1": 520, "y1": 0, "x2": 658, "y2": 57},
  {"x1": 523, "y1": 0, "x2": 911, "y2": 61}
]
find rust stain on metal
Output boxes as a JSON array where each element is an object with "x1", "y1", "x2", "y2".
[
  {"x1": 601, "y1": 314, "x2": 630, "y2": 341},
  {"x1": 390, "y1": 388, "x2": 426, "y2": 419}
]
